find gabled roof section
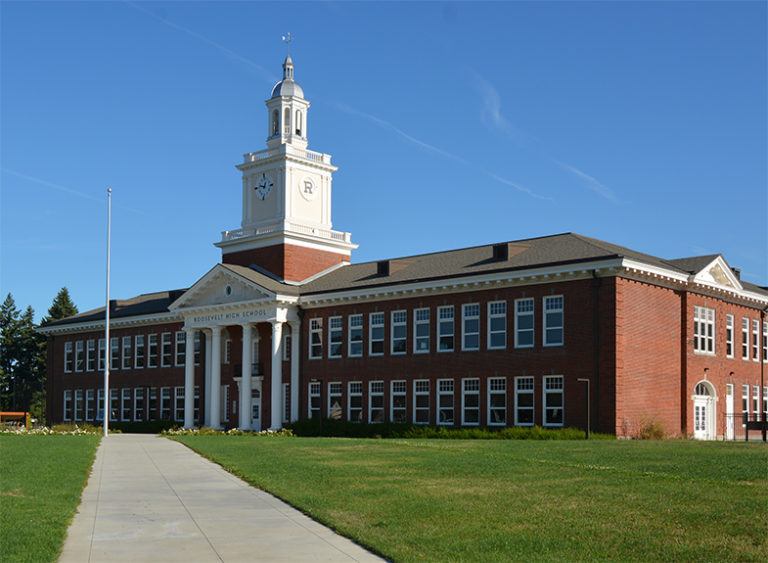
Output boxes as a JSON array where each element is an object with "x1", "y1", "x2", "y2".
[{"x1": 668, "y1": 254, "x2": 744, "y2": 291}]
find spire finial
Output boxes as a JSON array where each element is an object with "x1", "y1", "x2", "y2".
[{"x1": 282, "y1": 33, "x2": 293, "y2": 55}]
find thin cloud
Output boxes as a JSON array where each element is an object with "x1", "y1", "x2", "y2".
[
  {"x1": 485, "y1": 171, "x2": 553, "y2": 201},
  {"x1": 552, "y1": 159, "x2": 619, "y2": 202},
  {"x1": 470, "y1": 71, "x2": 523, "y2": 141},
  {"x1": 124, "y1": 1, "x2": 277, "y2": 85}
]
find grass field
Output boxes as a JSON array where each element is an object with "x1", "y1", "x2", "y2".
[
  {"x1": 175, "y1": 436, "x2": 768, "y2": 562},
  {"x1": 0, "y1": 434, "x2": 100, "y2": 563}
]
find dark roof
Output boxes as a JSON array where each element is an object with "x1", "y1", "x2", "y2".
[
  {"x1": 300, "y1": 232, "x2": 692, "y2": 295},
  {"x1": 220, "y1": 263, "x2": 300, "y2": 296},
  {"x1": 666, "y1": 255, "x2": 721, "y2": 274}
]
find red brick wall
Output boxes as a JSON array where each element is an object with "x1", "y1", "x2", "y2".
[{"x1": 222, "y1": 243, "x2": 347, "y2": 281}]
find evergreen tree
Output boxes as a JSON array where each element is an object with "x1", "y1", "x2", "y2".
[{"x1": 43, "y1": 286, "x2": 78, "y2": 323}]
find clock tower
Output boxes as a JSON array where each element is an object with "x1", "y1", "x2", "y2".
[{"x1": 216, "y1": 55, "x2": 356, "y2": 282}]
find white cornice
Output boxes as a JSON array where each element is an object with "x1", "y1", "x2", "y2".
[{"x1": 38, "y1": 312, "x2": 182, "y2": 336}]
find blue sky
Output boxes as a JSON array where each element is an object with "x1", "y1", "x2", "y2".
[{"x1": 2, "y1": 1, "x2": 766, "y2": 322}]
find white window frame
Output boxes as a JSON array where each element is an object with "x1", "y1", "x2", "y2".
[
  {"x1": 487, "y1": 301, "x2": 507, "y2": 350},
  {"x1": 122, "y1": 336, "x2": 131, "y2": 370},
  {"x1": 134, "y1": 335, "x2": 145, "y2": 369},
  {"x1": 161, "y1": 332, "x2": 173, "y2": 367},
  {"x1": 461, "y1": 378, "x2": 480, "y2": 425},
  {"x1": 763, "y1": 321, "x2": 768, "y2": 363},
  {"x1": 97, "y1": 338, "x2": 106, "y2": 372},
  {"x1": 328, "y1": 316, "x2": 343, "y2": 359},
  {"x1": 515, "y1": 376, "x2": 535, "y2": 426},
  {"x1": 391, "y1": 311, "x2": 407, "y2": 355},
  {"x1": 75, "y1": 341, "x2": 84, "y2": 372},
  {"x1": 147, "y1": 334, "x2": 158, "y2": 368},
  {"x1": 220, "y1": 385, "x2": 229, "y2": 422},
  {"x1": 175, "y1": 386, "x2": 185, "y2": 422},
  {"x1": 437, "y1": 306, "x2": 454, "y2": 352},
  {"x1": 763, "y1": 386, "x2": 768, "y2": 420},
  {"x1": 543, "y1": 375, "x2": 564, "y2": 427},
  {"x1": 74, "y1": 389, "x2": 84, "y2": 421},
  {"x1": 726, "y1": 314, "x2": 734, "y2": 358},
  {"x1": 369, "y1": 380, "x2": 384, "y2": 423},
  {"x1": 488, "y1": 377, "x2": 506, "y2": 425},
  {"x1": 121, "y1": 388, "x2": 131, "y2": 421},
  {"x1": 413, "y1": 379, "x2": 430, "y2": 424},
  {"x1": 515, "y1": 298, "x2": 534, "y2": 349},
  {"x1": 391, "y1": 380, "x2": 407, "y2": 423},
  {"x1": 348, "y1": 381, "x2": 363, "y2": 422},
  {"x1": 742, "y1": 318, "x2": 750, "y2": 360},
  {"x1": 175, "y1": 332, "x2": 186, "y2": 366},
  {"x1": 160, "y1": 387, "x2": 171, "y2": 420},
  {"x1": 110, "y1": 337, "x2": 119, "y2": 371},
  {"x1": 282, "y1": 383, "x2": 290, "y2": 423},
  {"x1": 328, "y1": 382, "x2": 343, "y2": 419},
  {"x1": 134, "y1": 387, "x2": 145, "y2": 421},
  {"x1": 282, "y1": 332, "x2": 292, "y2": 361},
  {"x1": 86, "y1": 339, "x2": 96, "y2": 372},
  {"x1": 348, "y1": 314, "x2": 363, "y2": 357},
  {"x1": 309, "y1": 318, "x2": 323, "y2": 359},
  {"x1": 64, "y1": 342, "x2": 73, "y2": 373},
  {"x1": 543, "y1": 296, "x2": 564, "y2": 347},
  {"x1": 193, "y1": 331, "x2": 201, "y2": 366},
  {"x1": 752, "y1": 319, "x2": 760, "y2": 362},
  {"x1": 693, "y1": 306, "x2": 715, "y2": 355},
  {"x1": 96, "y1": 388, "x2": 104, "y2": 421},
  {"x1": 742, "y1": 384, "x2": 749, "y2": 426},
  {"x1": 63, "y1": 390, "x2": 72, "y2": 421},
  {"x1": 85, "y1": 388, "x2": 95, "y2": 421},
  {"x1": 413, "y1": 308, "x2": 430, "y2": 354},
  {"x1": 437, "y1": 378, "x2": 454, "y2": 425},
  {"x1": 752, "y1": 385, "x2": 759, "y2": 419},
  {"x1": 369, "y1": 312, "x2": 385, "y2": 356},
  {"x1": 308, "y1": 382, "x2": 321, "y2": 418},
  {"x1": 110, "y1": 388, "x2": 119, "y2": 422},
  {"x1": 462, "y1": 304, "x2": 480, "y2": 351}
]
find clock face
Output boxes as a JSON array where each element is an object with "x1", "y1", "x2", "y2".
[{"x1": 254, "y1": 172, "x2": 273, "y2": 200}]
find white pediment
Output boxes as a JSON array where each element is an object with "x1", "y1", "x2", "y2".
[
  {"x1": 691, "y1": 256, "x2": 743, "y2": 291},
  {"x1": 170, "y1": 265, "x2": 274, "y2": 312}
]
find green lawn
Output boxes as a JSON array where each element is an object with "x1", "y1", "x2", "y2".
[
  {"x1": 0, "y1": 434, "x2": 100, "y2": 563},
  {"x1": 175, "y1": 436, "x2": 768, "y2": 562}
]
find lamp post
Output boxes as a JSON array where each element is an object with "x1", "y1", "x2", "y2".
[{"x1": 577, "y1": 378, "x2": 590, "y2": 439}]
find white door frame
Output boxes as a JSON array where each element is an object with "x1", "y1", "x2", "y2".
[
  {"x1": 725, "y1": 383, "x2": 734, "y2": 440},
  {"x1": 693, "y1": 380, "x2": 716, "y2": 440}
]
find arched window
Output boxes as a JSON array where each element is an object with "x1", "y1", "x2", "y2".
[
  {"x1": 295, "y1": 110, "x2": 302, "y2": 136},
  {"x1": 694, "y1": 382, "x2": 711, "y2": 396},
  {"x1": 271, "y1": 110, "x2": 279, "y2": 136},
  {"x1": 284, "y1": 108, "x2": 291, "y2": 135}
]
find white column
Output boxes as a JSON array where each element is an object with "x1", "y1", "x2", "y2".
[
  {"x1": 183, "y1": 329, "x2": 196, "y2": 428},
  {"x1": 269, "y1": 321, "x2": 283, "y2": 430},
  {"x1": 210, "y1": 326, "x2": 222, "y2": 429},
  {"x1": 239, "y1": 324, "x2": 253, "y2": 430},
  {"x1": 203, "y1": 330, "x2": 212, "y2": 426},
  {"x1": 288, "y1": 320, "x2": 300, "y2": 422}
]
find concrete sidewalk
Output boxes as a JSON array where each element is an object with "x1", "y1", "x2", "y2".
[{"x1": 60, "y1": 434, "x2": 385, "y2": 562}]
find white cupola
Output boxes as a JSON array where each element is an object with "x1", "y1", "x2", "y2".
[{"x1": 266, "y1": 55, "x2": 309, "y2": 150}]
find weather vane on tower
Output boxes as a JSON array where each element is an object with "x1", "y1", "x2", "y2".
[{"x1": 282, "y1": 33, "x2": 293, "y2": 55}]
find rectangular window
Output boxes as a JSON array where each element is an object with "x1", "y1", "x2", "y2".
[
  {"x1": 543, "y1": 296, "x2": 564, "y2": 347},
  {"x1": 413, "y1": 308, "x2": 430, "y2": 354},
  {"x1": 134, "y1": 388, "x2": 145, "y2": 421},
  {"x1": 97, "y1": 339, "x2": 105, "y2": 372},
  {"x1": 414, "y1": 380, "x2": 430, "y2": 424},
  {"x1": 86, "y1": 339, "x2": 96, "y2": 372},
  {"x1": 726, "y1": 314, "x2": 734, "y2": 358},
  {"x1": 764, "y1": 322, "x2": 768, "y2": 363},
  {"x1": 282, "y1": 333, "x2": 292, "y2": 361},
  {"x1": 488, "y1": 377, "x2": 506, "y2": 425},
  {"x1": 348, "y1": 381, "x2": 363, "y2": 422},
  {"x1": 391, "y1": 380, "x2": 407, "y2": 423},
  {"x1": 752, "y1": 320, "x2": 760, "y2": 361},
  {"x1": 85, "y1": 389, "x2": 95, "y2": 421},
  {"x1": 309, "y1": 318, "x2": 323, "y2": 359},
  {"x1": 175, "y1": 332, "x2": 186, "y2": 366},
  {"x1": 63, "y1": 390, "x2": 72, "y2": 421},
  {"x1": 109, "y1": 389, "x2": 118, "y2": 422},
  {"x1": 282, "y1": 383, "x2": 290, "y2": 423},
  {"x1": 194, "y1": 386, "x2": 200, "y2": 424},
  {"x1": 148, "y1": 388, "x2": 157, "y2": 421},
  {"x1": 223, "y1": 339, "x2": 231, "y2": 364},
  {"x1": 328, "y1": 316, "x2": 343, "y2": 358},
  {"x1": 391, "y1": 311, "x2": 407, "y2": 355},
  {"x1": 122, "y1": 336, "x2": 131, "y2": 370},
  {"x1": 543, "y1": 375, "x2": 564, "y2": 426},
  {"x1": 64, "y1": 342, "x2": 73, "y2": 372},
  {"x1": 194, "y1": 331, "x2": 201, "y2": 366},
  {"x1": 438, "y1": 379, "x2": 454, "y2": 425},
  {"x1": 693, "y1": 306, "x2": 715, "y2": 354},
  {"x1": 328, "y1": 382, "x2": 343, "y2": 419},
  {"x1": 763, "y1": 386, "x2": 768, "y2": 420},
  {"x1": 462, "y1": 304, "x2": 480, "y2": 351},
  {"x1": 742, "y1": 384, "x2": 749, "y2": 425},
  {"x1": 309, "y1": 382, "x2": 321, "y2": 419},
  {"x1": 147, "y1": 334, "x2": 158, "y2": 368},
  {"x1": 220, "y1": 385, "x2": 229, "y2": 422},
  {"x1": 488, "y1": 301, "x2": 507, "y2": 350},
  {"x1": 515, "y1": 298, "x2": 534, "y2": 348},
  {"x1": 74, "y1": 389, "x2": 84, "y2": 421},
  {"x1": 369, "y1": 312, "x2": 385, "y2": 356},
  {"x1": 438, "y1": 306, "x2": 454, "y2": 352},
  {"x1": 110, "y1": 337, "x2": 119, "y2": 371},
  {"x1": 160, "y1": 387, "x2": 172, "y2": 420},
  {"x1": 369, "y1": 380, "x2": 384, "y2": 422},
  {"x1": 515, "y1": 376, "x2": 535, "y2": 426},
  {"x1": 121, "y1": 388, "x2": 131, "y2": 421},
  {"x1": 742, "y1": 318, "x2": 749, "y2": 360},
  {"x1": 96, "y1": 388, "x2": 104, "y2": 421},
  {"x1": 174, "y1": 387, "x2": 185, "y2": 422},
  {"x1": 161, "y1": 333, "x2": 172, "y2": 367},
  {"x1": 348, "y1": 314, "x2": 363, "y2": 357},
  {"x1": 753, "y1": 386, "x2": 760, "y2": 419},
  {"x1": 135, "y1": 335, "x2": 145, "y2": 369},
  {"x1": 462, "y1": 378, "x2": 480, "y2": 425},
  {"x1": 75, "y1": 341, "x2": 84, "y2": 372}
]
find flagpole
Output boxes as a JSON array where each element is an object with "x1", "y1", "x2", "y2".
[{"x1": 104, "y1": 188, "x2": 112, "y2": 437}]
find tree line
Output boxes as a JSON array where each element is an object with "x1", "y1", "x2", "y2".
[{"x1": 0, "y1": 288, "x2": 78, "y2": 422}]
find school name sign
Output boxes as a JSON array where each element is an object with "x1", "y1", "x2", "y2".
[{"x1": 187, "y1": 307, "x2": 273, "y2": 328}]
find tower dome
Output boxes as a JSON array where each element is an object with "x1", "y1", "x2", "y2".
[{"x1": 270, "y1": 55, "x2": 304, "y2": 99}]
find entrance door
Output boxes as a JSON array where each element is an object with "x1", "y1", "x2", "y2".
[
  {"x1": 725, "y1": 384, "x2": 734, "y2": 440},
  {"x1": 251, "y1": 386, "x2": 262, "y2": 431},
  {"x1": 693, "y1": 381, "x2": 715, "y2": 440}
]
